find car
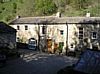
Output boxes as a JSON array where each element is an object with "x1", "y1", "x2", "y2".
[{"x1": 28, "y1": 38, "x2": 37, "y2": 50}]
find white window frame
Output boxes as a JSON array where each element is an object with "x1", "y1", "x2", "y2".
[
  {"x1": 25, "y1": 25, "x2": 28, "y2": 30},
  {"x1": 17, "y1": 25, "x2": 20, "y2": 30},
  {"x1": 78, "y1": 27, "x2": 84, "y2": 40},
  {"x1": 91, "y1": 31, "x2": 97, "y2": 39}
]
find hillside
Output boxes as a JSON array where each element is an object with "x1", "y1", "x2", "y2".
[{"x1": 0, "y1": 0, "x2": 100, "y2": 22}]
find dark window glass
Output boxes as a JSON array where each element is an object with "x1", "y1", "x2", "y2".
[
  {"x1": 79, "y1": 27, "x2": 83, "y2": 30},
  {"x1": 71, "y1": 44, "x2": 73, "y2": 48},
  {"x1": 25, "y1": 25, "x2": 28, "y2": 30},
  {"x1": 92, "y1": 32, "x2": 97, "y2": 39},
  {"x1": 79, "y1": 27, "x2": 83, "y2": 40},
  {"x1": 60, "y1": 30, "x2": 64, "y2": 35},
  {"x1": 42, "y1": 26, "x2": 46, "y2": 34},
  {"x1": 17, "y1": 25, "x2": 20, "y2": 30}
]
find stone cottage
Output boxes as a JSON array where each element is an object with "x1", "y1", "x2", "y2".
[
  {"x1": 9, "y1": 15, "x2": 100, "y2": 53},
  {"x1": 0, "y1": 22, "x2": 16, "y2": 49}
]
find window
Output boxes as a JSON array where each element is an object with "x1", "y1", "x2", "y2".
[
  {"x1": 17, "y1": 25, "x2": 20, "y2": 30},
  {"x1": 60, "y1": 30, "x2": 64, "y2": 35},
  {"x1": 71, "y1": 44, "x2": 73, "y2": 48},
  {"x1": 42, "y1": 26, "x2": 46, "y2": 34},
  {"x1": 79, "y1": 27, "x2": 84, "y2": 40},
  {"x1": 25, "y1": 25, "x2": 28, "y2": 30},
  {"x1": 17, "y1": 37, "x2": 20, "y2": 42},
  {"x1": 92, "y1": 32, "x2": 97, "y2": 39}
]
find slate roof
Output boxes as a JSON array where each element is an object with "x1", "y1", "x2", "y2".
[
  {"x1": 0, "y1": 22, "x2": 16, "y2": 33},
  {"x1": 9, "y1": 16, "x2": 100, "y2": 25}
]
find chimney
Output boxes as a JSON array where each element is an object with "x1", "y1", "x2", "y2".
[
  {"x1": 56, "y1": 12, "x2": 61, "y2": 18},
  {"x1": 16, "y1": 15, "x2": 20, "y2": 19},
  {"x1": 86, "y1": 13, "x2": 90, "y2": 17}
]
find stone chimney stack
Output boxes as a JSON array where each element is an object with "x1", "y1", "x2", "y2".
[
  {"x1": 56, "y1": 12, "x2": 61, "y2": 18},
  {"x1": 86, "y1": 13, "x2": 90, "y2": 17},
  {"x1": 16, "y1": 15, "x2": 20, "y2": 19}
]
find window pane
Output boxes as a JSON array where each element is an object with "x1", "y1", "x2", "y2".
[
  {"x1": 79, "y1": 27, "x2": 83, "y2": 40},
  {"x1": 79, "y1": 27, "x2": 83, "y2": 30},
  {"x1": 17, "y1": 25, "x2": 20, "y2": 30},
  {"x1": 25, "y1": 25, "x2": 28, "y2": 30},
  {"x1": 79, "y1": 31, "x2": 83, "y2": 34},
  {"x1": 42, "y1": 26, "x2": 46, "y2": 34},
  {"x1": 92, "y1": 32, "x2": 97, "y2": 39},
  {"x1": 60, "y1": 30, "x2": 64, "y2": 35}
]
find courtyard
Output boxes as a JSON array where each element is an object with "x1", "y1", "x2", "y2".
[{"x1": 0, "y1": 49, "x2": 78, "y2": 74}]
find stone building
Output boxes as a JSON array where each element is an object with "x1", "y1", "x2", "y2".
[
  {"x1": 0, "y1": 22, "x2": 16, "y2": 49},
  {"x1": 9, "y1": 15, "x2": 100, "y2": 53}
]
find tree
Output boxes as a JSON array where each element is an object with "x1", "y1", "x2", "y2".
[
  {"x1": 71, "y1": 0, "x2": 91, "y2": 10},
  {"x1": 54, "y1": 0, "x2": 67, "y2": 12},
  {"x1": 34, "y1": 0, "x2": 57, "y2": 16},
  {"x1": 0, "y1": 0, "x2": 3, "y2": 3}
]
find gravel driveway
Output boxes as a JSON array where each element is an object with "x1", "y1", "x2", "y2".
[{"x1": 0, "y1": 49, "x2": 78, "y2": 74}]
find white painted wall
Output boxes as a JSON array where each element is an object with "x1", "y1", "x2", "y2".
[
  {"x1": 68, "y1": 24, "x2": 78, "y2": 50},
  {"x1": 11, "y1": 24, "x2": 39, "y2": 43}
]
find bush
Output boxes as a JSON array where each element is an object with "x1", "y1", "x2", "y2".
[{"x1": 34, "y1": 0, "x2": 57, "y2": 16}]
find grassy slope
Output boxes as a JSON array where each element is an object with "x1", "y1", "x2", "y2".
[
  {"x1": 0, "y1": 0, "x2": 35, "y2": 22},
  {"x1": 0, "y1": 0, "x2": 99, "y2": 22}
]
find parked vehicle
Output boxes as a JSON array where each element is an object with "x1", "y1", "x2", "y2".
[{"x1": 28, "y1": 38, "x2": 37, "y2": 50}]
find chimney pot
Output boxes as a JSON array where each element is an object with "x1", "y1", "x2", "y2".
[
  {"x1": 16, "y1": 15, "x2": 20, "y2": 19},
  {"x1": 56, "y1": 12, "x2": 61, "y2": 18},
  {"x1": 86, "y1": 13, "x2": 90, "y2": 17}
]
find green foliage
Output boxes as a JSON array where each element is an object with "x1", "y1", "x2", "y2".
[
  {"x1": 0, "y1": 0, "x2": 99, "y2": 22},
  {"x1": 19, "y1": 0, "x2": 23, "y2": 3},
  {"x1": 34, "y1": 0, "x2": 57, "y2": 16},
  {"x1": 72, "y1": 0, "x2": 92, "y2": 9},
  {"x1": 13, "y1": 3, "x2": 17, "y2": 9},
  {"x1": 58, "y1": 42, "x2": 64, "y2": 53},
  {"x1": 0, "y1": 0, "x2": 4, "y2": 3},
  {"x1": 54, "y1": 0, "x2": 67, "y2": 12}
]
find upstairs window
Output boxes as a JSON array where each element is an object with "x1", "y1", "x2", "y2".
[
  {"x1": 60, "y1": 30, "x2": 64, "y2": 35},
  {"x1": 92, "y1": 32, "x2": 97, "y2": 39},
  {"x1": 17, "y1": 25, "x2": 20, "y2": 30},
  {"x1": 78, "y1": 27, "x2": 84, "y2": 40},
  {"x1": 25, "y1": 25, "x2": 28, "y2": 30},
  {"x1": 42, "y1": 26, "x2": 46, "y2": 34}
]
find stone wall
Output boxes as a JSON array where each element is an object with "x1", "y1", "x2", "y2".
[
  {"x1": 0, "y1": 33, "x2": 16, "y2": 49},
  {"x1": 11, "y1": 23, "x2": 100, "y2": 52},
  {"x1": 11, "y1": 24, "x2": 39, "y2": 43}
]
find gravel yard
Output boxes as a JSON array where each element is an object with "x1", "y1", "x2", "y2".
[{"x1": 0, "y1": 49, "x2": 78, "y2": 74}]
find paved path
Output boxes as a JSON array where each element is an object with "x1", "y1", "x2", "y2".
[{"x1": 0, "y1": 49, "x2": 78, "y2": 74}]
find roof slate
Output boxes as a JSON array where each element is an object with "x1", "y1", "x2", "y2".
[
  {"x1": 9, "y1": 16, "x2": 100, "y2": 25},
  {"x1": 0, "y1": 22, "x2": 16, "y2": 33}
]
